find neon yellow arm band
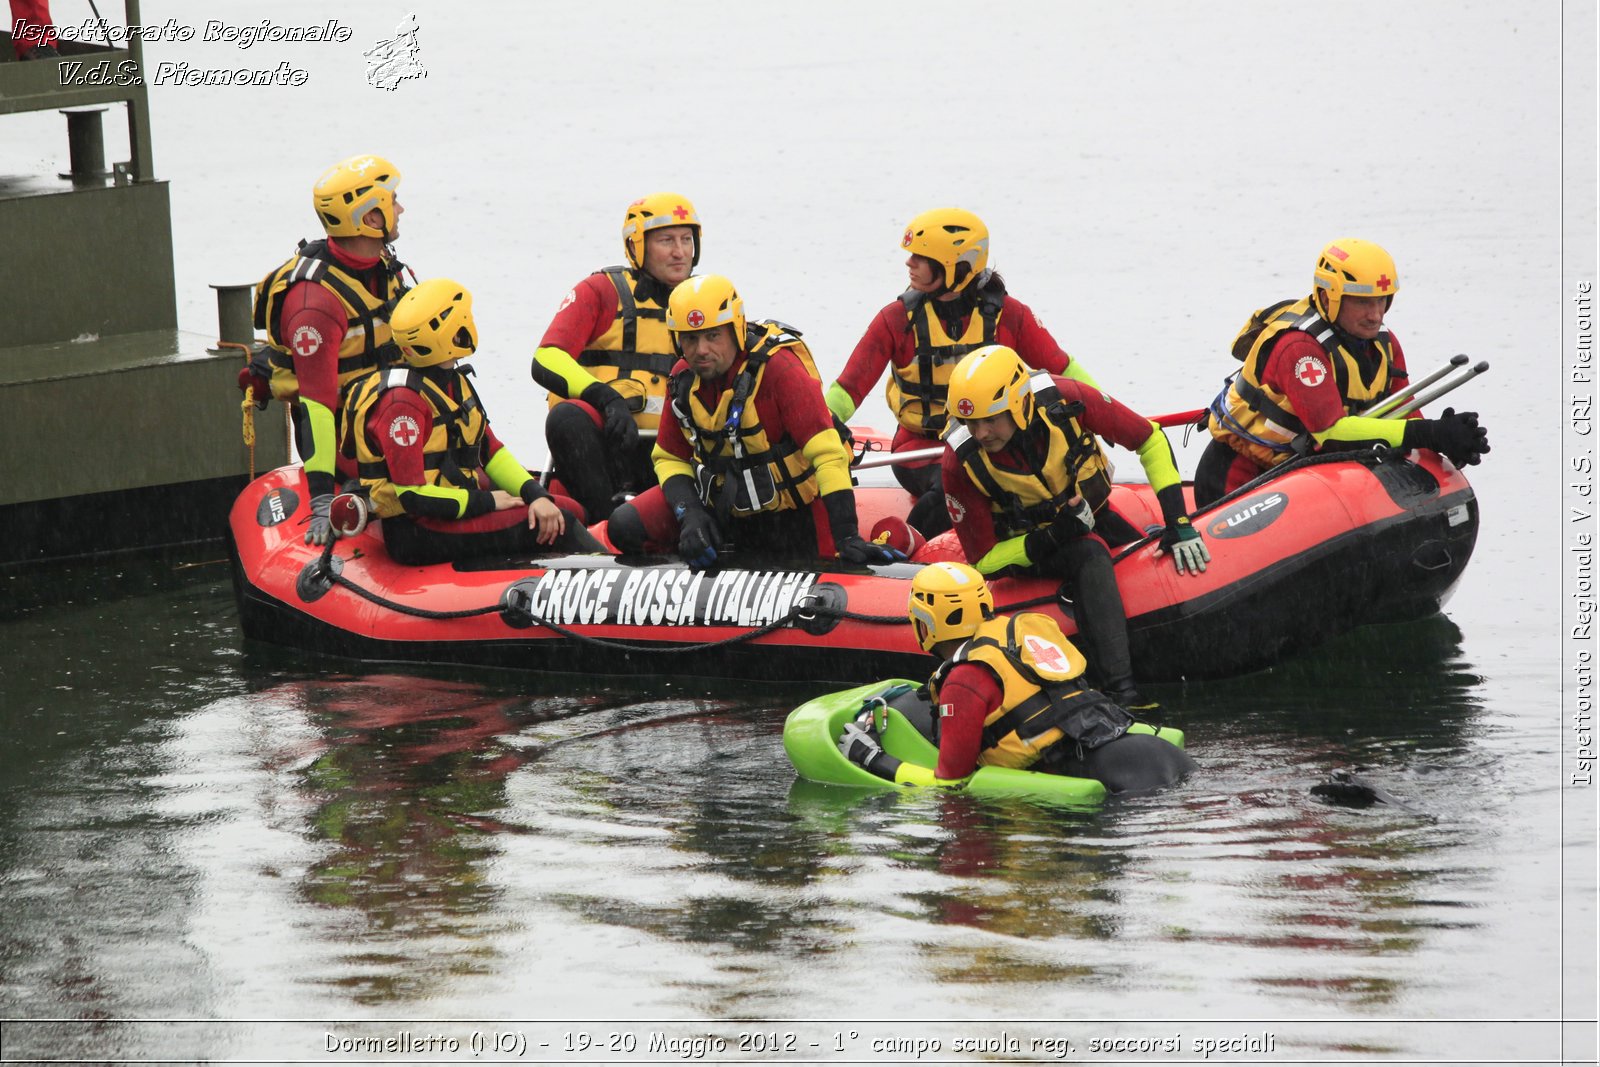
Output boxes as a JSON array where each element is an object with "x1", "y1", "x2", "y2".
[
  {"x1": 1061, "y1": 356, "x2": 1101, "y2": 390},
  {"x1": 395, "y1": 483, "x2": 472, "y2": 519},
  {"x1": 802, "y1": 427, "x2": 854, "y2": 496},
  {"x1": 825, "y1": 381, "x2": 858, "y2": 423},
  {"x1": 892, "y1": 762, "x2": 967, "y2": 788},
  {"x1": 484, "y1": 447, "x2": 533, "y2": 497},
  {"x1": 976, "y1": 533, "x2": 1033, "y2": 575},
  {"x1": 534, "y1": 344, "x2": 599, "y2": 399},
  {"x1": 1134, "y1": 423, "x2": 1183, "y2": 494},
  {"x1": 653, "y1": 443, "x2": 697, "y2": 486},
  {"x1": 300, "y1": 397, "x2": 338, "y2": 476},
  {"x1": 1313, "y1": 414, "x2": 1407, "y2": 448}
]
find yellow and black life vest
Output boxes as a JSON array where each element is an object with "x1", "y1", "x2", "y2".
[
  {"x1": 668, "y1": 321, "x2": 826, "y2": 518},
  {"x1": 344, "y1": 366, "x2": 488, "y2": 519},
  {"x1": 943, "y1": 370, "x2": 1113, "y2": 539},
  {"x1": 253, "y1": 238, "x2": 411, "y2": 401},
  {"x1": 547, "y1": 266, "x2": 677, "y2": 432},
  {"x1": 885, "y1": 286, "x2": 1005, "y2": 436},
  {"x1": 929, "y1": 613, "x2": 1131, "y2": 769},
  {"x1": 1207, "y1": 295, "x2": 1404, "y2": 468}
]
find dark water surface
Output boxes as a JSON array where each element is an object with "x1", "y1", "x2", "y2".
[{"x1": 0, "y1": 544, "x2": 1582, "y2": 1063}]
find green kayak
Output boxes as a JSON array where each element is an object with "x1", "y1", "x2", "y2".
[{"x1": 782, "y1": 679, "x2": 1187, "y2": 807}]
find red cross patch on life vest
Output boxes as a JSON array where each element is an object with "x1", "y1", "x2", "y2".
[
  {"x1": 1022, "y1": 633, "x2": 1071, "y2": 674},
  {"x1": 291, "y1": 325, "x2": 324, "y2": 357},
  {"x1": 388, "y1": 414, "x2": 421, "y2": 447},
  {"x1": 557, "y1": 289, "x2": 576, "y2": 312},
  {"x1": 1294, "y1": 354, "x2": 1329, "y2": 388},
  {"x1": 945, "y1": 493, "x2": 966, "y2": 523}
]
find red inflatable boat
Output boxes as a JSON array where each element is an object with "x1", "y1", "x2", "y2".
[{"x1": 227, "y1": 444, "x2": 1478, "y2": 683}]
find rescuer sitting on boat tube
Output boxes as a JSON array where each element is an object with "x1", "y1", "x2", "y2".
[
  {"x1": 837, "y1": 562, "x2": 1195, "y2": 791},
  {"x1": 342, "y1": 279, "x2": 602, "y2": 566},
  {"x1": 1194, "y1": 238, "x2": 1491, "y2": 507},
  {"x1": 940, "y1": 344, "x2": 1209, "y2": 712},
  {"x1": 249, "y1": 154, "x2": 417, "y2": 546},
  {"x1": 606, "y1": 275, "x2": 906, "y2": 570},
  {"x1": 822, "y1": 208, "x2": 1102, "y2": 541},
  {"x1": 531, "y1": 193, "x2": 702, "y2": 523}
]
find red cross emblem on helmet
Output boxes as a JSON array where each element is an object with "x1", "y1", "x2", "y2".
[
  {"x1": 1376, "y1": 274, "x2": 1392, "y2": 291},
  {"x1": 686, "y1": 309, "x2": 705, "y2": 329},
  {"x1": 955, "y1": 397, "x2": 975, "y2": 417},
  {"x1": 902, "y1": 229, "x2": 913, "y2": 248},
  {"x1": 1294, "y1": 355, "x2": 1328, "y2": 388},
  {"x1": 672, "y1": 205, "x2": 689, "y2": 221},
  {"x1": 291, "y1": 325, "x2": 323, "y2": 357}
]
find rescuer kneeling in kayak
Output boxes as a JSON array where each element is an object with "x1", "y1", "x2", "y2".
[
  {"x1": 1195, "y1": 238, "x2": 1491, "y2": 507},
  {"x1": 838, "y1": 562, "x2": 1195, "y2": 792},
  {"x1": 940, "y1": 344, "x2": 1207, "y2": 712},
  {"x1": 344, "y1": 279, "x2": 602, "y2": 566},
  {"x1": 607, "y1": 275, "x2": 905, "y2": 570}
]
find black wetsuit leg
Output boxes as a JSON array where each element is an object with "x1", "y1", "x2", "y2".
[
  {"x1": 545, "y1": 402, "x2": 617, "y2": 521},
  {"x1": 381, "y1": 507, "x2": 600, "y2": 566},
  {"x1": 1039, "y1": 733, "x2": 1196, "y2": 794},
  {"x1": 1194, "y1": 438, "x2": 1246, "y2": 509},
  {"x1": 895, "y1": 462, "x2": 952, "y2": 538},
  {"x1": 1039, "y1": 535, "x2": 1133, "y2": 691}
]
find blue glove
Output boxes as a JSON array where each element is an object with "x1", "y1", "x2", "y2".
[{"x1": 1158, "y1": 516, "x2": 1210, "y2": 575}]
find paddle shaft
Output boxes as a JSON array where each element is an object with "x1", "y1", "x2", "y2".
[
  {"x1": 851, "y1": 409, "x2": 1205, "y2": 470},
  {"x1": 1383, "y1": 361, "x2": 1490, "y2": 418},
  {"x1": 1361, "y1": 353, "x2": 1470, "y2": 417}
]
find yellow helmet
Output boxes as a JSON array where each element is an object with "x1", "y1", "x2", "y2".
[
  {"x1": 908, "y1": 562, "x2": 994, "y2": 652},
  {"x1": 900, "y1": 207, "x2": 990, "y2": 293},
  {"x1": 623, "y1": 192, "x2": 701, "y2": 270},
  {"x1": 312, "y1": 154, "x2": 401, "y2": 239},
  {"x1": 946, "y1": 344, "x2": 1034, "y2": 429},
  {"x1": 1313, "y1": 238, "x2": 1399, "y2": 322},
  {"x1": 390, "y1": 279, "x2": 478, "y2": 368},
  {"x1": 667, "y1": 274, "x2": 745, "y2": 341}
]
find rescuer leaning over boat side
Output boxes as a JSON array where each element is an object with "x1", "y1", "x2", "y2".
[
  {"x1": 1196, "y1": 238, "x2": 1491, "y2": 507},
  {"x1": 341, "y1": 279, "x2": 602, "y2": 566},
  {"x1": 822, "y1": 207, "x2": 1102, "y2": 541},
  {"x1": 940, "y1": 344, "x2": 1210, "y2": 712},
  {"x1": 247, "y1": 154, "x2": 417, "y2": 545},
  {"x1": 837, "y1": 562, "x2": 1195, "y2": 792},
  {"x1": 606, "y1": 275, "x2": 906, "y2": 571}
]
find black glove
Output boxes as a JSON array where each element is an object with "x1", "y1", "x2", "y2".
[
  {"x1": 837, "y1": 714, "x2": 902, "y2": 781},
  {"x1": 823, "y1": 490, "x2": 907, "y2": 566},
  {"x1": 663, "y1": 475, "x2": 721, "y2": 570},
  {"x1": 1402, "y1": 407, "x2": 1490, "y2": 466},
  {"x1": 1024, "y1": 495, "x2": 1094, "y2": 561},
  {"x1": 581, "y1": 381, "x2": 641, "y2": 449},
  {"x1": 676, "y1": 504, "x2": 721, "y2": 570}
]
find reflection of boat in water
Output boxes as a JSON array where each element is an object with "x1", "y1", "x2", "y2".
[
  {"x1": 228, "y1": 442, "x2": 1477, "y2": 684},
  {"x1": 782, "y1": 679, "x2": 1187, "y2": 808}
]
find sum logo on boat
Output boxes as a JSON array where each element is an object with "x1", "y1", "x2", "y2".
[
  {"x1": 1206, "y1": 491, "x2": 1287, "y2": 540},
  {"x1": 256, "y1": 488, "x2": 299, "y2": 527}
]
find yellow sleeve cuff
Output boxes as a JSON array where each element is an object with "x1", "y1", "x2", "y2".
[
  {"x1": 653, "y1": 443, "x2": 697, "y2": 486},
  {"x1": 301, "y1": 397, "x2": 338, "y2": 476},
  {"x1": 1061, "y1": 357, "x2": 1101, "y2": 390},
  {"x1": 1314, "y1": 414, "x2": 1408, "y2": 447},
  {"x1": 825, "y1": 381, "x2": 858, "y2": 422},
  {"x1": 534, "y1": 344, "x2": 597, "y2": 399},
  {"x1": 803, "y1": 427, "x2": 854, "y2": 496},
  {"x1": 1134, "y1": 424, "x2": 1182, "y2": 494},
  {"x1": 484, "y1": 447, "x2": 533, "y2": 497}
]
